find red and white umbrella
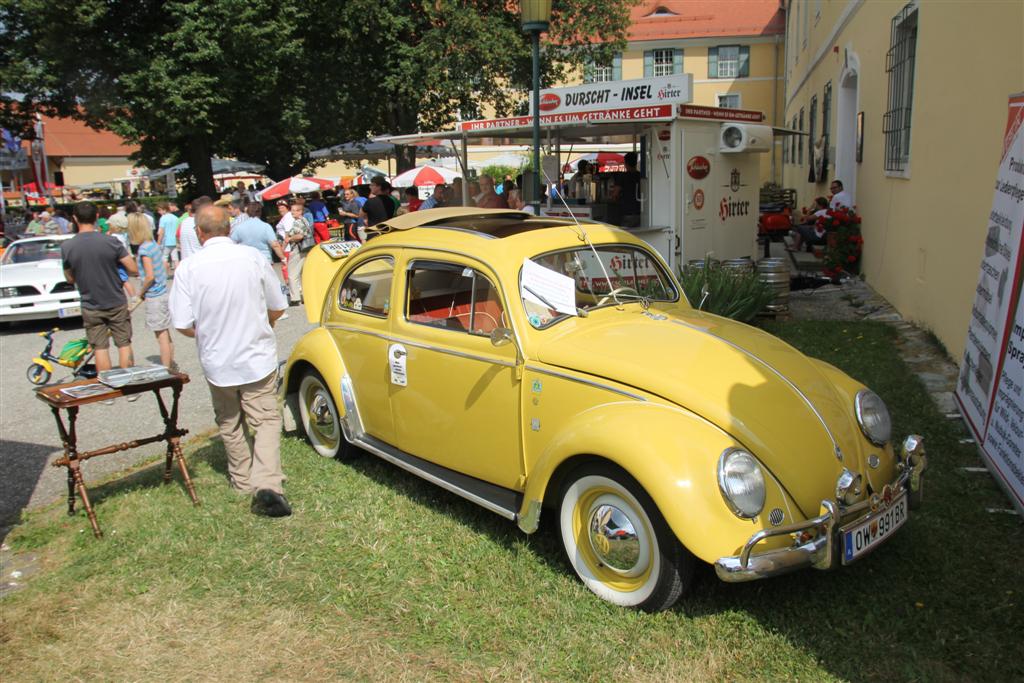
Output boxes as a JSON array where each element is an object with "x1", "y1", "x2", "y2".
[
  {"x1": 258, "y1": 176, "x2": 335, "y2": 201},
  {"x1": 390, "y1": 165, "x2": 460, "y2": 187},
  {"x1": 563, "y1": 152, "x2": 626, "y2": 173}
]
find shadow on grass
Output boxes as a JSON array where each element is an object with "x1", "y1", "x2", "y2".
[
  {"x1": 80, "y1": 442, "x2": 225, "y2": 510},
  {"x1": 342, "y1": 448, "x2": 573, "y2": 576}
]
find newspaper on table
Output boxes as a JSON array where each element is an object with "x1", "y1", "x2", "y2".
[
  {"x1": 59, "y1": 383, "x2": 117, "y2": 400},
  {"x1": 98, "y1": 365, "x2": 172, "y2": 388}
]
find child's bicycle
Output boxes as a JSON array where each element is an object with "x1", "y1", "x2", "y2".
[{"x1": 27, "y1": 328, "x2": 98, "y2": 385}]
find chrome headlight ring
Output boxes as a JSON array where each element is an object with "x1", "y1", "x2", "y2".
[
  {"x1": 855, "y1": 389, "x2": 892, "y2": 446},
  {"x1": 717, "y1": 448, "x2": 767, "y2": 519}
]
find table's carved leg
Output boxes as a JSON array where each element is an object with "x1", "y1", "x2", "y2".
[
  {"x1": 71, "y1": 461, "x2": 102, "y2": 538},
  {"x1": 171, "y1": 437, "x2": 199, "y2": 505},
  {"x1": 155, "y1": 389, "x2": 174, "y2": 484},
  {"x1": 51, "y1": 406, "x2": 79, "y2": 515},
  {"x1": 165, "y1": 385, "x2": 199, "y2": 505}
]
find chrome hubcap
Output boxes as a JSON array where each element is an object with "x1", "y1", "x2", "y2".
[
  {"x1": 587, "y1": 503, "x2": 641, "y2": 574},
  {"x1": 308, "y1": 391, "x2": 337, "y2": 439}
]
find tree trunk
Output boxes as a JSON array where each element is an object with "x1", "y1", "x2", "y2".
[
  {"x1": 266, "y1": 154, "x2": 309, "y2": 182},
  {"x1": 186, "y1": 137, "x2": 216, "y2": 198}
]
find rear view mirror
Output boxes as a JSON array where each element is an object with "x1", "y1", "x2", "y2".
[{"x1": 490, "y1": 328, "x2": 514, "y2": 347}]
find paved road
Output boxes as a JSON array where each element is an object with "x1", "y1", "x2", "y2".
[{"x1": 0, "y1": 301, "x2": 314, "y2": 532}]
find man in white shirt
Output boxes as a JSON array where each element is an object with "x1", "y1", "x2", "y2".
[
  {"x1": 177, "y1": 195, "x2": 211, "y2": 260},
  {"x1": 829, "y1": 180, "x2": 854, "y2": 210},
  {"x1": 169, "y1": 204, "x2": 291, "y2": 517}
]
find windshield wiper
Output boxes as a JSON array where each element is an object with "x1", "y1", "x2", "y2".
[{"x1": 523, "y1": 285, "x2": 588, "y2": 318}]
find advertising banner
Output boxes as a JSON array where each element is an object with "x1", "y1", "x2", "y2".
[
  {"x1": 529, "y1": 75, "x2": 692, "y2": 117},
  {"x1": 955, "y1": 92, "x2": 1024, "y2": 514}
]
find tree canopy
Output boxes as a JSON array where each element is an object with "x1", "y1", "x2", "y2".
[{"x1": 1, "y1": 0, "x2": 637, "y2": 196}]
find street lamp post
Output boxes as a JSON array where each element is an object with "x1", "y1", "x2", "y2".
[{"x1": 521, "y1": 1, "x2": 551, "y2": 214}]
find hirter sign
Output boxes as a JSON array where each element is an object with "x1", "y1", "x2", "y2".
[{"x1": 530, "y1": 75, "x2": 693, "y2": 116}]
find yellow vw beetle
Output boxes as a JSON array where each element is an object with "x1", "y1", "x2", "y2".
[{"x1": 281, "y1": 208, "x2": 926, "y2": 612}]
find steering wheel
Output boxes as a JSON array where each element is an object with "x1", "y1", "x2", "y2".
[{"x1": 598, "y1": 286, "x2": 641, "y2": 306}]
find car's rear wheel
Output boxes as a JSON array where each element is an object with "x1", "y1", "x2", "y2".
[
  {"x1": 26, "y1": 363, "x2": 50, "y2": 385},
  {"x1": 297, "y1": 371, "x2": 355, "y2": 460},
  {"x1": 558, "y1": 464, "x2": 694, "y2": 612}
]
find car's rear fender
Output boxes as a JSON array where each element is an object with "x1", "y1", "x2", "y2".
[
  {"x1": 280, "y1": 327, "x2": 348, "y2": 431},
  {"x1": 518, "y1": 401, "x2": 802, "y2": 564}
]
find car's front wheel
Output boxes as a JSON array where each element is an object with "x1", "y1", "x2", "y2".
[
  {"x1": 558, "y1": 464, "x2": 694, "y2": 612},
  {"x1": 297, "y1": 371, "x2": 355, "y2": 460}
]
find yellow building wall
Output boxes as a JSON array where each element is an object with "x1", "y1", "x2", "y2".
[
  {"x1": 57, "y1": 157, "x2": 136, "y2": 186},
  {"x1": 783, "y1": 0, "x2": 1024, "y2": 360}
]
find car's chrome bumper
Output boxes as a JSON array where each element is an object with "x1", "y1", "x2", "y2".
[{"x1": 715, "y1": 435, "x2": 927, "y2": 583}]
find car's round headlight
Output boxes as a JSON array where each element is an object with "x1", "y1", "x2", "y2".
[
  {"x1": 717, "y1": 448, "x2": 766, "y2": 519},
  {"x1": 855, "y1": 389, "x2": 892, "y2": 445}
]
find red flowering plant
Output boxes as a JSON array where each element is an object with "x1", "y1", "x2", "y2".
[{"x1": 817, "y1": 205, "x2": 863, "y2": 279}]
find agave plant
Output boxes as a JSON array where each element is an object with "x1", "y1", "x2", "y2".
[{"x1": 678, "y1": 263, "x2": 777, "y2": 323}]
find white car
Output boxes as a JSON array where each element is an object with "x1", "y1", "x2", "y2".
[{"x1": 0, "y1": 234, "x2": 81, "y2": 322}]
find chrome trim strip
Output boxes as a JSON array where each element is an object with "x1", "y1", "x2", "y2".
[
  {"x1": 339, "y1": 374, "x2": 364, "y2": 442},
  {"x1": 323, "y1": 323, "x2": 517, "y2": 368},
  {"x1": 353, "y1": 435, "x2": 518, "y2": 520},
  {"x1": 397, "y1": 338, "x2": 518, "y2": 367},
  {"x1": 524, "y1": 365, "x2": 647, "y2": 401},
  {"x1": 670, "y1": 318, "x2": 843, "y2": 460}
]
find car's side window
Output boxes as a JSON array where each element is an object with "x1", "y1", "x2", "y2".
[
  {"x1": 338, "y1": 257, "x2": 394, "y2": 317},
  {"x1": 406, "y1": 260, "x2": 505, "y2": 336}
]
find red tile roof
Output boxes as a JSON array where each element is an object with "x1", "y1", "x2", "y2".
[
  {"x1": 32, "y1": 116, "x2": 139, "y2": 158},
  {"x1": 625, "y1": 1, "x2": 785, "y2": 41}
]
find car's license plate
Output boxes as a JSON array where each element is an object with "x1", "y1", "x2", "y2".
[
  {"x1": 841, "y1": 492, "x2": 908, "y2": 564},
  {"x1": 58, "y1": 306, "x2": 80, "y2": 318}
]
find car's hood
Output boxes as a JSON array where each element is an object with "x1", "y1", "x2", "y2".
[
  {"x1": 536, "y1": 306, "x2": 864, "y2": 516},
  {"x1": 0, "y1": 260, "x2": 65, "y2": 288}
]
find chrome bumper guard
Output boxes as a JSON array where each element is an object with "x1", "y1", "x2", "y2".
[{"x1": 715, "y1": 435, "x2": 927, "y2": 583}]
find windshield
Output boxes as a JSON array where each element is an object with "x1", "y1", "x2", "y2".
[
  {"x1": 1, "y1": 240, "x2": 65, "y2": 265},
  {"x1": 521, "y1": 245, "x2": 677, "y2": 328}
]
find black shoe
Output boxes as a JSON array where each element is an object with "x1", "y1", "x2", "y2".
[{"x1": 251, "y1": 489, "x2": 292, "y2": 517}]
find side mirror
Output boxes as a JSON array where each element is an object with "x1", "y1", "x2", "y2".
[{"x1": 490, "y1": 327, "x2": 514, "y2": 347}]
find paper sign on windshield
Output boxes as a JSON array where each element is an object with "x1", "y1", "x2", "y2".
[{"x1": 521, "y1": 258, "x2": 578, "y2": 316}]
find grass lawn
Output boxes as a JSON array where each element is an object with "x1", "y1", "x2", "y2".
[{"x1": 2, "y1": 321, "x2": 1021, "y2": 681}]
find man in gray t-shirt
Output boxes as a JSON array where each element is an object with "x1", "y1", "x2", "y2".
[
  {"x1": 61, "y1": 202, "x2": 139, "y2": 371},
  {"x1": 231, "y1": 202, "x2": 287, "y2": 265}
]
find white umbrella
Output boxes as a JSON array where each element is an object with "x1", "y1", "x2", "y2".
[
  {"x1": 390, "y1": 165, "x2": 460, "y2": 187},
  {"x1": 257, "y1": 176, "x2": 334, "y2": 200}
]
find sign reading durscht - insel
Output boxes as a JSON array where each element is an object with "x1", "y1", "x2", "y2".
[
  {"x1": 529, "y1": 75, "x2": 693, "y2": 117},
  {"x1": 956, "y1": 92, "x2": 1024, "y2": 515}
]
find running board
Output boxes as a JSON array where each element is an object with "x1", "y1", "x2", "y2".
[{"x1": 353, "y1": 435, "x2": 522, "y2": 521}]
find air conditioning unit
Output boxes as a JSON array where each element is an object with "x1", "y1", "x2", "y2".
[{"x1": 719, "y1": 123, "x2": 773, "y2": 153}]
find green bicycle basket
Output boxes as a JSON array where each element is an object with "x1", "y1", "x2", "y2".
[{"x1": 59, "y1": 338, "x2": 91, "y2": 363}]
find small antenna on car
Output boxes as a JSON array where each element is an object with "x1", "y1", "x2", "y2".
[{"x1": 540, "y1": 165, "x2": 625, "y2": 308}]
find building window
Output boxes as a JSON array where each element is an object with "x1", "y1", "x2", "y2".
[
  {"x1": 717, "y1": 93, "x2": 741, "y2": 109},
  {"x1": 708, "y1": 45, "x2": 749, "y2": 79},
  {"x1": 884, "y1": 2, "x2": 919, "y2": 173},
  {"x1": 584, "y1": 54, "x2": 620, "y2": 83},
  {"x1": 790, "y1": 115, "x2": 798, "y2": 164},
  {"x1": 822, "y1": 81, "x2": 832, "y2": 173},
  {"x1": 809, "y1": 94, "x2": 818, "y2": 160},
  {"x1": 798, "y1": 108, "x2": 805, "y2": 164},
  {"x1": 644, "y1": 48, "x2": 680, "y2": 77}
]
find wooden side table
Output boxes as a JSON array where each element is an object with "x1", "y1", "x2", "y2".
[{"x1": 34, "y1": 373, "x2": 199, "y2": 538}]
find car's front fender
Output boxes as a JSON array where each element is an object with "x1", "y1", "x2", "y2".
[
  {"x1": 518, "y1": 401, "x2": 801, "y2": 564},
  {"x1": 280, "y1": 327, "x2": 347, "y2": 431}
]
